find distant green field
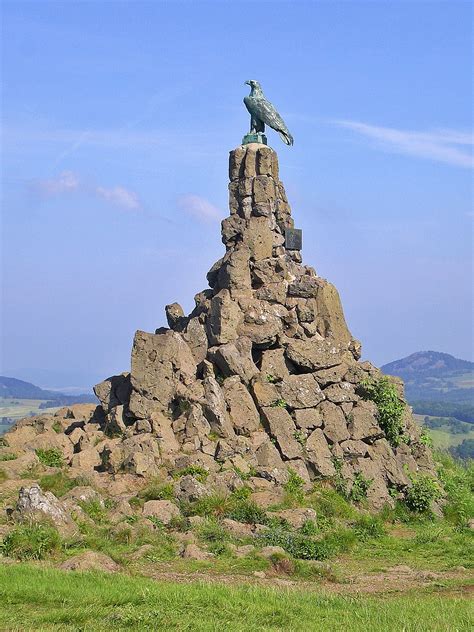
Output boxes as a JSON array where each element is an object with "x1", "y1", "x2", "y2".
[
  {"x1": 0, "y1": 399, "x2": 60, "y2": 435},
  {"x1": 415, "y1": 414, "x2": 474, "y2": 450},
  {"x1": 453, "y1": 372, "x2": 474, "y2": 389}
]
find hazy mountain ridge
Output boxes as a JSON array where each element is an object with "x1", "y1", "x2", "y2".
[
  {"x1": 381, "y1": 351, "x2": 474, "y2": 403},
  {"x1": 382, "y1": 351, "x2": 473, "y2": 378},
  {"x1": 0, "y1": 376, "x2": 95, "y2": 406},
  {"x1": 381, "y1": 351, "x2": 474, "y2": 426}
]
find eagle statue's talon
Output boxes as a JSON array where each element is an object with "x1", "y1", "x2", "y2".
[{"x1": 243, "y1": 80, "x2": 294, "y2": 146}]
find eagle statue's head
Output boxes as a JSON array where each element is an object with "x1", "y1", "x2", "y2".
[{"x1": 245, "y1": 80, "x2": 261, "y2": 89}]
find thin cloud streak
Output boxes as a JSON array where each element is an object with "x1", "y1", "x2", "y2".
[
  {"x1": 178, "y1": 195, "x2": 223, "y2": 224},
  {"x1": 96, "y1": 185, "x2": 141, "y2": 211},
  {"x1": 334, "y1": 120, "x2": 473, "y2": 168},
  {"x1": 4, "y1": 126, "x2": 210, "y2": 149},
  {"x1": 33, "y1": 171, "x2": 80, "y2": 196},
  {"x1": 31, "y1": 172, "x2": 143, "y2": 211}
]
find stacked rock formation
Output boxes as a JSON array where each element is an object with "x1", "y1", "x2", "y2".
[{"x1": 85, "y1": 143, "x2": 434, "y2": 508}]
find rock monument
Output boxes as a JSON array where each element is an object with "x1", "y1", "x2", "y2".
[
  {"x1": 80, "y1": 141, "x2": 432, "y2": 509},
  {"x1": 1, "y1": 84, "x2": 436, "y2": 511}
]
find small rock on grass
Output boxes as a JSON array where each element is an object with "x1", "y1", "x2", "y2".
[
  {"x1": 59, "y1": 551, "x2": 120, "y2": 573},
  {"x1": 142, "y1": 500, "x2": 180, "y2": 525},
  {"x1": 260, "y1": 545, "x2": 286, "y2": 559},
  {"x1": 181, "y1": 543, "x2": 214, "y2": 560},
  {"x1": 235, "y1": 544, "x2": 256, "y2": 558}
]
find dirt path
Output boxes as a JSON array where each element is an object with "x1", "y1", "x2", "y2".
[{"x1": 140, "y1": 564, "x2": 473, "y2": 596}]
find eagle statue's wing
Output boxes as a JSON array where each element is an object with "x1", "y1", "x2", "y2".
[{"x1": 244, "y1": 96, "x2": 294, "y2": 146}]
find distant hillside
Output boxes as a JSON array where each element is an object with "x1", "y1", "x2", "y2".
[
  {"x1": 381, "y1": 351, "x2": 474, "y2": 423},
  {"x1": 382, "y1": 351, "x2": 473, "y2": 379},
  {"x1": 0, "y1": 376, "x2": 95, "y2": 407}
]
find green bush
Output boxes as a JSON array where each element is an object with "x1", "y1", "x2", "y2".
[
  {"x1": 35, "y1": 448, "x2": 64, "y2": 468},
  {"x1": 183, "y1": 494, "x2": 232, "y2": 518},
  {"x1": 196, "y1": 518, "x2": 228, "y2": 545},
  {"x1": 226, "y1": 499, "x2": 268, "y2": 525},
  {"x1": 266, "y1": 374, "x2": 278, "y2": 384},
  {"x1": 147, "y1": 516, "x2": 165, "y2": 529},
  {"x1": 331, "y1": 457, "x2": 348, "y2": 498},
  {"x1": 167, "y1": 516, "x2": 190, "y2": 532},
  {"x1": 299, "y1": 519, "x2": 318, "y2": 536},
  {"x1": 405, "y1": 474, "x2": 442, "y2": 513},
  {"x1": 436, "y1": 452, "x2": 474, "y2": 528},
  {"x1": 258, "y1": 527, "x2": 355, "y2": 561},
  {"x1": 283, "y1": 469, "x2": 305, "y2": 504},
  {"x1": 139, "y1": 480, "x2": 175, "y2": 502},
  {"x1": 52, "y1": 421, "x2": 62, "y2": 434},
  {"x1": 419, "y1": 428, "x2": 433, "y2": 448},
  {"x1": 39, "y1": 472, "x2": 88, "y2": 498},
  {"x1": 2, "y1": 523, "x2": 61, "y2": 560},
  {"x1": 233, "y1": 467, "x2": 257, "y2": 481},
  {"x1": 349, "y1": 473, "x2": 372, "y2": 502},
  {"x1": 311, "y1": 486, "x2": 355, "y2": 520},
  {"x1": 353, "y1": 515, "x2": 386, "y2": 540},
  {"x1": 174, "y1": 465, "x2": 209, "y2": 483},
  {"x1": 78, "y1": 498, "x2": 108, "y2": 523},
  {"x1": 230, "y1": 486, "x2": 252, "y2": 501},
  {"x1": 0, "y1": 453, "x2": 17, "y2": 461},
  {"x1": 360, "y1": 377, "x2": 405, "y2": 447},
  {"x1": 293, "y1": 430, "x2": 305, "y2": 446}
]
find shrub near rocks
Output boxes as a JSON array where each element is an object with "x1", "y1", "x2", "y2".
[
  {"x1": 182, "y1": 494, "x2": 233, "y2": 519},
  {"x1": 282, "y1": 469, "x2": 305, "y2": 505},
  {"x1": 78, "y1": 499, "x2": 108, "y2": 523},
  {"x1": 0, "y1": 453, "x2": 17, "y2": 462},
  {"x1": 227, "y1": 499, "x2": 268, "y2": 525},
  {"x1": 2, "y1": 523, "x2": 61, "y2": 560},
  {"x1": 405, "y1": 474, "x2": 442, "y2": 513},
  {"x1": 359, "y1": 377, "x2": 405, "y2": 447},
  {"x1": 35, "y1": 448, "x2": 64, "y2": 468},
  {"x1": 138, "y1": 479, "x2": 175, "y2": 503},
  {"x1": 39, "y1": 472, "x2": 89, "y2": 498}
]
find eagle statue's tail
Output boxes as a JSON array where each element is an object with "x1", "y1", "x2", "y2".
[{"x1": 279, "y1": 130, "x2": 294, "y2": 146}]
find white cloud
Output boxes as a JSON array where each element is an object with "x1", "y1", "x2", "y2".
[
  {"x1": 95, "y1": 186, "x2": 141, "y2": 211},
  {"x1": 335, "y1": 120, "x2": 473, "y2": 168},
  {"x1": 34, "y1": 171, "x2": 80, "y2": 196},
  {"x1": 178, "y1": 195, "x2": 223, "y2": 223},
  {"x1": 31, "y1": 172, "x2": 142, "y2": 211}
]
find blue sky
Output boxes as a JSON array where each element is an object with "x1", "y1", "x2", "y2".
[{"x1": 1, "y1": 0, "x2": 472, "y2": 391}]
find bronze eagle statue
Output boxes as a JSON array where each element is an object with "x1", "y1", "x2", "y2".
[{"x1": 244, "y1": 80, "x2": 294, "y2": 146}]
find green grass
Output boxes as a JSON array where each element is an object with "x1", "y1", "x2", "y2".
[
  {"x1": 348, "y1": 522, "x2": 473, "y2": 571},
  {"x1": 35, "y1": 448, "x2": 64, "y2": 468},
  {"x1": 0, "y1": 452, "x2": 17, "y2": 461},
  {"x1": 39, "y1": 471, "x2": 89, "y2": 497},
  {"x1": 1, "y1": 523, "x2": 61, "y2": 560},
  {"x1": 0, "y1": 564, "x2": 471, "y2": 631},
  {"x1": 415, "y1": 415, "x2": 474, "y2": 449},
  {"x1": 0, "y1": 398, "x2": 61, "y2": 420}
]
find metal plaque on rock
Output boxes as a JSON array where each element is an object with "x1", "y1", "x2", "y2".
[{"x1": 285, "y1": 228, "x2": 302, "y2": 250}]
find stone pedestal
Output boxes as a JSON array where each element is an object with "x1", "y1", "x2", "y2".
[
  {"x1": 242, "y1": 132, "x2": 267, "y2": 145},
  {"x1": 91, "y1": 143, "x2": 434, "y2": 509}
]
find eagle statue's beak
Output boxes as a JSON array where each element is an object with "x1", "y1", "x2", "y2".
[{"x1": 244, "y1": 80, "x2": 251, "y2": 86}]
